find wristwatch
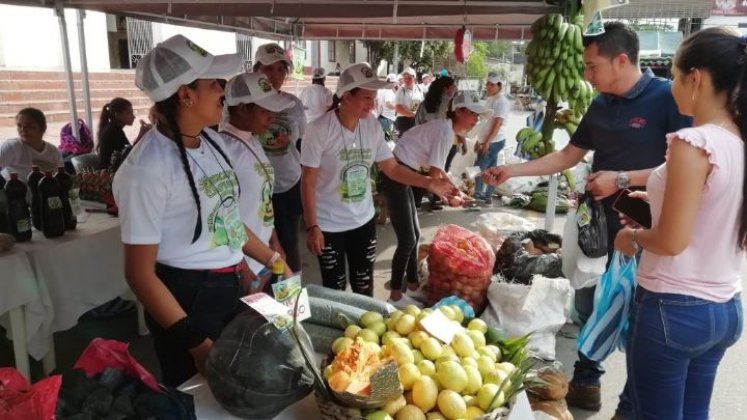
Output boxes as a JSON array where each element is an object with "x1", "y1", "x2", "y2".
[{"x1": 615, "y1": 171, "x2": 630, "y2": 190}]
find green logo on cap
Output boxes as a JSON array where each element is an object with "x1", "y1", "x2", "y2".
[
  {"x1": 258, "y1": 78, "x2": 272, "y2": 92},
  {"x1": 360, "y1": 66, "x2": 374, "y2": 78},
  {"x1": 186, "y1": 40, "x2": 208, "y2": 57}
]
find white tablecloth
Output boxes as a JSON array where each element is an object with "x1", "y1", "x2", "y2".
[
  {"x1": 178, "y1": 375, "x2": 322, "y2": 420},
  {"x1": 2, "y1": 213, "x2": 129, "y2": 360}
]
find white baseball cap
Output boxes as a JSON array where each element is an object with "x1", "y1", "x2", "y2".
[
  {"x1": 312, "y1": 67, "x2": 326, "y2": 79},
  {"x1": 486, "y1": 71, "x2": 502, "y2": 85},
  {"x1": 254, "y1": 43, "x2": 292, "y2": 68},
  {"x1": 401, "y1": 67, "x2": 416, "y2": 77},
  {"x1": 452, "y1": 91, "x2": 493, "y2": 117},
  {"x1": 224, "y1": 72, "x2": 295, "y2": 112},
  {"x1": 385, "y1": 73, "x2": 398, "y2": 82},
  {"x1": 135, "y1": 34, "x2": 243, "y2": 103},
  {"x1": 336, "y1": 63, "x2": 393, "y2": 96}
]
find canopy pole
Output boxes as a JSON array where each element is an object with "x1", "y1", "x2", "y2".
[
  {"x1": 392, "y1": 41, "x2": 400, "y2": 74},
  {"x1": 77, "y1": 9, "x2": 93, "y2": 133},
  {"x1": 56, "y1": 1, "x2": 80, "y2": 141}
]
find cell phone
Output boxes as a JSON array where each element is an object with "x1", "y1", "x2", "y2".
[{"x1": 612, "y1": 189, "x2": 652, "y2": 229}]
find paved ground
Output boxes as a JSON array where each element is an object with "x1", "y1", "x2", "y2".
[{"x1": 1, "y1": 108, "x2": 745, "y2": 418}]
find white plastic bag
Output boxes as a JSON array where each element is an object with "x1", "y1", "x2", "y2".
[
  {"x1": 475, "y1": 213, "x2": 535, "y2": 249},
  {"x1": 480, "y1": 276, "x2": 573, "y2": 360},
  {"x1": 561, "y1": 208, "x2": 607, "y2": 289}
]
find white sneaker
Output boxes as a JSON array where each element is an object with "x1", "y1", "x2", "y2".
[
  {"x1": 387, "y1": 293, "x2": 422, "y2": 309},
  {"x1": 406, "y1": 286, "x2": 428, "y2": 303}
]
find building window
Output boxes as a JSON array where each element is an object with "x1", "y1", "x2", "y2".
[{"x1": 328, "y1": 42, "x2": 336, "y2": 62}]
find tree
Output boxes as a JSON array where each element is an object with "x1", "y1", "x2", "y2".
[
  {"x1": 466, "y1": 41, "x2": 489, "y2": 78},
  {"x1": 364, "y1": 40, "x2": 451, "y2": 74}
]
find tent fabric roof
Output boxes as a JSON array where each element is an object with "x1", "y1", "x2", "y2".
[{"x1": 3, "y1": 0, "x2": 713, "y2": 40}]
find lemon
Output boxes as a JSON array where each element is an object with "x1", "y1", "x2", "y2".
[
  {"x1": 449, "y1": 305, "x2": 464, "y2": 323},
  {"x1": 496, "y1": 362, "x2": 517, "y2": 376},
  {"x1": 398, "y1": 363, "x2": 422, "y2": 390},
  {"x1": 395, "y1": 314, "x2": 417, "y2": 335},
  {"x1": 485, "y1": 345, "x2": 502, "y2": 362},
  {"x1": 412, "y1": 349, "x2": 425, "y2": 364},
  {"x1": 438, "y1": 306, "x2": 456, "y2": 321},
  {"x1": 408, "y1": 331, "x2": 430, "y2": 349},
  {"x1": 370, "y1": 321, "x2": 388, "y2": 337},
  {"x1": 394, "y1": 405, "x2": 426, "y2": 420},
  {"x1": 392, "y1": 340, "x2": 415, "y2": 365},
  {"x1": 382, "y1": 394, "x2": 407, "y2": 416},
  {"x1": 404, "y1": 304, "x2": 421, "y2": 317},
  {"x1": 466, "y1": 330, "x2": 486, "y2": 349},
  {"x1": 451, "y1": 332, "x2": 476, "y2": 358},
  {"x1": 332, "y1": 337, "x2": 354, "y2": 354},
  {"x1": 382, "y1": 331, "x2": 402, "y2": 347},
  {"x1": 436, "y1": 361, "x2": 468, "y2": 393},
  {"x1": 465, "y1": 406, "x2": 486, "y2": 420},
  {"x1": 417, "y1": 360, "x2": 436, "y2": 377},
  {"x1": 439, "y1": 345, "x2": 456, "y2": 358},
  {"x1": 420, "y1": 337, "x2": 442, "y2": 361},
  {"x1": 412, "y1": 375, "x2": 438, "y2": 412},
  {"x1": 477, "y1": 347, "x2": 497, "y2": 362},
  {"x1": 463, "y1": 365, "x2": 483, "y2": 395},
  {"x1": 460, "y1": 356, "x2": 478, "y2": 368},
  {"x1": 476, "y1": 356, "x2": 495, "y2": 377},
  {"x1": 366, "y1": 410, "x2": 394, "y2": 420},
  {"x1": 467, "y1": 318, "x2": 488, "y2": 334},
  {"x1": 344, "y1": 324, "x2": 362, "y2": 339},
  {"x1": 426, "y1": 413, "x2": 447, "y2": 420},
  {"x1": 437, "y1": 390, "x2": 467, "y2": 420},
  {"x1": 476, "y1": 383, "x2": 505, "y2": 411},
  {"x1": 386, "y1": 310, "x2": 404, "y2": 330},
  {"x1": 360, "y1": 311, "x2": 385, "y2": 328},
  {"x1": 463, "y1": 394, "x2": 477, "y2": 407},
  {"x1": 357, "y1": 328, "x2": 380, "y2": 344},
  {"x1": 483, "y1": 368, "x2": 509, "y2": 387}
]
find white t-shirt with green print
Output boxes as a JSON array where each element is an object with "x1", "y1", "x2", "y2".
[
  {"x1": 301, "y1": 111, "x2": 393, "y2": 233},
  {"x1": 220, "y1": 124, "x2": 276, "y2": 274},
  {"x1": 113, "y1": 128, "x2": 247, "y2": 270},
  {"x1": 255, "y1": 92, "x2": 306, "y2": 193}
]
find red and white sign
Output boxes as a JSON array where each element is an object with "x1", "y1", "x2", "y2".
[{"x1": 712, "y1": 0, "x2": 747, "y2": 15}]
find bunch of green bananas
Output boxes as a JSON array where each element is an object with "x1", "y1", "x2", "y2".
[
  {"x1": 515, "y1": 126, "x2": 554, "y2": 160},
  {"x1": 554, "y1": 108, "x2": 581, "y2": 136},
  {"x1": 525, "y1": 13, "x2": 595, "y2": 114}
]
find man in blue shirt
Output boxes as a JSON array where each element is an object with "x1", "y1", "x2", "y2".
[{"x1": 484, "y1": 22, "x2": 691, "y2": 418}]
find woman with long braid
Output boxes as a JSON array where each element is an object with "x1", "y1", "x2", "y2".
[{"x1": 113, "y1": 35, "x2": 289, "y2": 386}]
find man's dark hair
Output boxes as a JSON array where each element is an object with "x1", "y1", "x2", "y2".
[{"x1": 583, "y1": 21, "x2": 639, "y2": 65}]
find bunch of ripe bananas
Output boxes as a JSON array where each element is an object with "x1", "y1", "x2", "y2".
[
  {"x1": 525, "y1": 13, "x2": 595, "y2": 115},
  {"x1": 554, "y1": 108, "x2": 581, "y2": 137}
]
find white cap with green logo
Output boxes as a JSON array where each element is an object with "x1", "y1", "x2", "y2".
[
  {"x1": 224, "y1": 72, "x2": 295, "y2": 112},
  {"x1": 135, "y1": 34, "x2": 243, "y2": 102},
  {"x1": 336, "y1": 63, "x2": 393, "y2": 96}
]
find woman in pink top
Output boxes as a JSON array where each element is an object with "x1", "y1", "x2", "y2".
[{"x1": 614, "y1": 28, "x2": 745, "y2": 419}]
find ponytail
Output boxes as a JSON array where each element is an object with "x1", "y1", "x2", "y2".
[
  {"x1": 97, "y1": 97, "x2": 132, "y2": 150},
  {"x1": 326, "y1": 94, "x2": 341, "y2": 113},
  {"x1": 154, "y1": 83, "x2": 204, "y2": 244}
]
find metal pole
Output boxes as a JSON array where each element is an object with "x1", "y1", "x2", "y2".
[
  {"x1": 393, "y1": 41, "x2": 400, "y2": 73},
  {"x1": 77, "y1": 9, "x2": 93, "y2": 133},
  {"x1": 55, "y1": 2, "x2": 80, "y2": 141}
]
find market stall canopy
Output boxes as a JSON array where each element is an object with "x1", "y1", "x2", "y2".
[{"x1": 2, "y1": 0, "x2": 714, "y2": 40}]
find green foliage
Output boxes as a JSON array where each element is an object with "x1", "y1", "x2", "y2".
[
  {"x1": 466, "y1": 41, "x2": 489, "y2": 78},
  {"x1": 364, "y1": 40, "x2": 451, "y2": 73}
]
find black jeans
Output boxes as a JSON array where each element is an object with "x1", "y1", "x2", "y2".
[
  {"x1": 381, "y1": 172, "x2": 420, "y2": 291},
  {"x1": 146, "y1": 263, "x2": 244, "y2": 387},
  {"x1": 318, "y1": 218, "x2": 377, "y2": 296},
  {"x1": 394, "y1": 116, "x2": 416, "y2": 137},
  {"x1": 272, "y1": 180, "x2": 303, "y2": 272}
]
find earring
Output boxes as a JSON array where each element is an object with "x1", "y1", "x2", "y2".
[{"x1": 184, "y1": 99, "x2": 194, "y2": 108}]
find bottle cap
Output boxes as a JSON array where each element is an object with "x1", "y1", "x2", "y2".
[{"x1": 272, "y1": 260, "x2": 285, "y2": 275}]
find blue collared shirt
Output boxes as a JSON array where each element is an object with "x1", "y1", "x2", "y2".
[{"x1": 570, "y1": 68, "x2": 692, "y2": 173}]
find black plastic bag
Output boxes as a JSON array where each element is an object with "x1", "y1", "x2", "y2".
[
  {"x1": 205, "y1": 309, "x2": 315, "y2": 419},
  {"x1": 577, "y1": 193, "x2": 608, "y2": 258},
  {"x1": 495, "y1": 229, "x2": 564, "y2": 284}
]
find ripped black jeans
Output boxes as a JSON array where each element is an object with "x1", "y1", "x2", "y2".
[{"x1": 317, "y1": 218, "x2": 377, "y2": 296}]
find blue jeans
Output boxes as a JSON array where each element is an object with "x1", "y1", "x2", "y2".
[
  {"x1": 628, "y1": 287, "x2": 743, "y2": 419},
  {"x1": 272, "y1": 180, "x2": 303, "y2": 272},
  {"x1": 473, "y1": 140, "x2": 504, "y2": 200}
]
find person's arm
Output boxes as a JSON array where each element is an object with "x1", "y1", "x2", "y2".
[
  {"x1": 377, "y1": 158, "x2": 455, "y2": 198},
  {"x1": 242, "y1": 225, "x2": 292, "y2": 277},
  {"x1": 585, "y1": 168, "x2": 655, "y2": 201},
  {"x1": 269, "y1": 229, "x2": 286, "y2": 260},
  {"x1": 301, "y1": 165, "x2": 324, "y2": 255},
  {"x1": 475, "y1": 117, "x2": 503, "y2": 154},
  {"x1": 394, "y1": 89, "x2": 415, "y2": 118},
  {"x1": 483, "y1": 143, "x2": 588, "y2": 186},
  {"x1": 615, "y1": 138, "x2": 711, "y2": 256},
  {"x1": 124, "y1": 244, "x2": 213, "y2": 373}
]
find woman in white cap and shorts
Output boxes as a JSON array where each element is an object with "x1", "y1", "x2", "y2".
[
  {"x1": 113, "y1": 35, "x2": 288, "y2": 386},
  {"x1": 253, "y1": 43, "x2": 306, "y2": 273},
  {"x1": 300, "y1": 63, "x2": 457, "y2": 296},
  {"x1": 384, "y1": 91, "x2": 492, "y2": 306}
]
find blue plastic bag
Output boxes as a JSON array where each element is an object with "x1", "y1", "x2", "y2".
[{"x1": 577, "y1": 251, "x2": 637, "y2": 361}]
